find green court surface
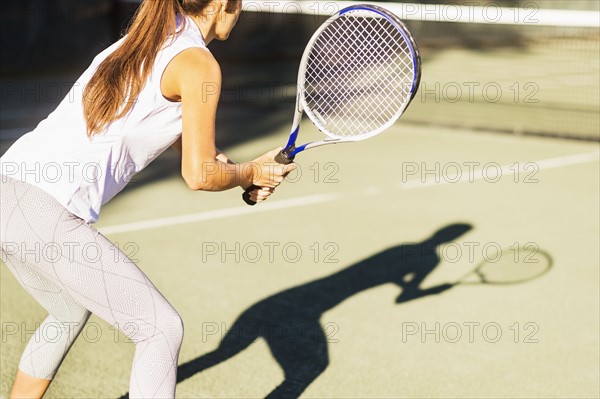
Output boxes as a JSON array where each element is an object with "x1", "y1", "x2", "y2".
[
  {"x1": 1, "y1": 120, "x2": 599, "y2": 397},
  {"x1": 1, "y1": 6, "x2": 599, "y2": 396}
]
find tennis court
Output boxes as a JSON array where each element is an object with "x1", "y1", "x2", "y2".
[{"x1": 1, "y1": 1, "x2": 599, "y2": 398}]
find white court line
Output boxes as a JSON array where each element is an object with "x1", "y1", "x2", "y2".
[
  {"x1": 99, "y1": 151, "x2": 599, "y2": 235},
  {"x1": 100, "y1": 192, "x2": 341, "y2": 235},
  {"x1": 401, "y1": 151, "x2": 600, "y2": 189}
]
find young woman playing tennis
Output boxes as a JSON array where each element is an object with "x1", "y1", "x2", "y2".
[{"x1": 0, "y1": 0, "x2": 291, "y2": 397}]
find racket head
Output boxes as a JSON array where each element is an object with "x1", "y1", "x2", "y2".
[
  {"x1": 298, "y1": 4, "x2": 422, "y2": 142},
  {"x1": 460, "y1": 247, "x2": 553, "y2": 285}
]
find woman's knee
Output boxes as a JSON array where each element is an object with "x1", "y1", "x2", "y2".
[
  {"x1": 159, "y1": 307, "x2": 184, "y2": 347},
  {"x1": 132, "y1": 304, "x2": 184, "y2": 348}
]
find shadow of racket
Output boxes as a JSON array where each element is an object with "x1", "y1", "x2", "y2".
[{"x1": 455, "y1": 246, "x2": 553, "y2": 286}]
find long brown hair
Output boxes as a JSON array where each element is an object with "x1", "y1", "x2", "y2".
[{"x1": 83, "y1": 0, "x2": 213, "y2": 136}]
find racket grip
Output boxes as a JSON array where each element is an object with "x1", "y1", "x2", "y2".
[
  {"x1": 242, "y1": 185, "x2": 261, "y2": 206},
  {"x1": 275, "y1": 150, "x2": 295, "y2": 165},
  {"x1": 243, "y1": 150, "x2": 294, "y2": 206}
]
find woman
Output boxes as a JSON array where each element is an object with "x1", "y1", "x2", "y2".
[{"x1": 0, "y1": 0, "x2": 291, "y2": 397}]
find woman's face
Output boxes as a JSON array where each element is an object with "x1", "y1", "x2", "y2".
[{"x1": 215, "y1": 0, "x2": 242, "y2": 41}]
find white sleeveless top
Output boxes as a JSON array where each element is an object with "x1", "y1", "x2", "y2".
[{"x1": 0, "y1": 15, "x2": 206, "y2": 223}]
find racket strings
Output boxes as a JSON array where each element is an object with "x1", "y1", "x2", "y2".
[
  {"x1": 309, "y1": 23, "x2": 406, "y2": 129},
  {"x1": 309, "y1": 22, "x2": 407, "y2": 117},
  {"x1": 304, "y1": 13, "x2": 417, "y2": 139}
]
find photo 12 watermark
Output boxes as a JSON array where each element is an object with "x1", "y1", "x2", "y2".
[
  {"x1": 0, "y1": 241, "x2": 140, "y2": 264},
  {"x1": 200, "y1": 321, "x2": 340, "y2": 344},
  {"x1": 419, "y1": 81, "x2": 540, "y2": 105},
  {"x1": 238, "y1": 2, "x2": 543, "y2": 25},
  {"x1": 401, "y1": 321, "x2": 540, "y2": 344},
  {"x1": 401, "y1": 161, "x2": 540, "y2": 186},
  {"x1": 200, "y1": 241, "x2": 340, "y2": 264}
]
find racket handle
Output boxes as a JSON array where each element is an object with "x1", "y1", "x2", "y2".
[
  {"x1": 275, "y1": 150, "x2": 295, "y2": 165},
  {"x1": 242, "y1": 150, "x2": 294, "y2": 206},
  {"x1": 242, "y1": 185, "x2": 260, "y2": 206}
]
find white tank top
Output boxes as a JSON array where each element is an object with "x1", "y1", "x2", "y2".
[{"x1": 0, "y1": 15, "x2": 206, "y2": 223}]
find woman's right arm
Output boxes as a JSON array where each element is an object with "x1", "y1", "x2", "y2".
[{"x1": 164, "y1": 48, "x2": 291, "y2": 195}]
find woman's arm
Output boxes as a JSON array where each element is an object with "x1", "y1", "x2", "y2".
[
  {"x1": 172, "y1": 138, "x2": 231, "y2": 165},
  {"x1": 163, "y1": 48, "x2": 290, "y2": 194}
]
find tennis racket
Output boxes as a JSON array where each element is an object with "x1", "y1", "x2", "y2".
[{"x1": 243, "y1": 4, "x2": 422, "y2": 205}]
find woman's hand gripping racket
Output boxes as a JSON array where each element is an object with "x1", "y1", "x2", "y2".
[{"x1": 243, "y1": 4, "x2": 422, "y2": 205}]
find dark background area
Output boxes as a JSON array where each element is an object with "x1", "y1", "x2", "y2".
[
  {"x1": 0, "y1": 0, "x2": 322, "y2": 76},
  {"x1": 4, "y1": 0, "x2": 592, "y2": 76}
]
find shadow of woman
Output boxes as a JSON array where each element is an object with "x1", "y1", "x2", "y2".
[{"x1": 163, "y1": 223, "x2": 472, "y2": 398}]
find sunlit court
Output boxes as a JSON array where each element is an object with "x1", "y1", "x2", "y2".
[{"x1": 1, "y1": 1, "x2": 598, "y2": 398}]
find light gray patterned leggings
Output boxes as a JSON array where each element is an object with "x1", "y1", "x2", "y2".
[{"x1": 0, "y1": 175, "x2": 183, "y2": 398}]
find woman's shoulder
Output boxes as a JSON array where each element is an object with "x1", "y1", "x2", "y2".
[
  {"x1": 160, "y1": 46, "x2": 221, "y2": 102},
  {"x1": 169, "y1": 47, "x2": 221, "y2": 81}
]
